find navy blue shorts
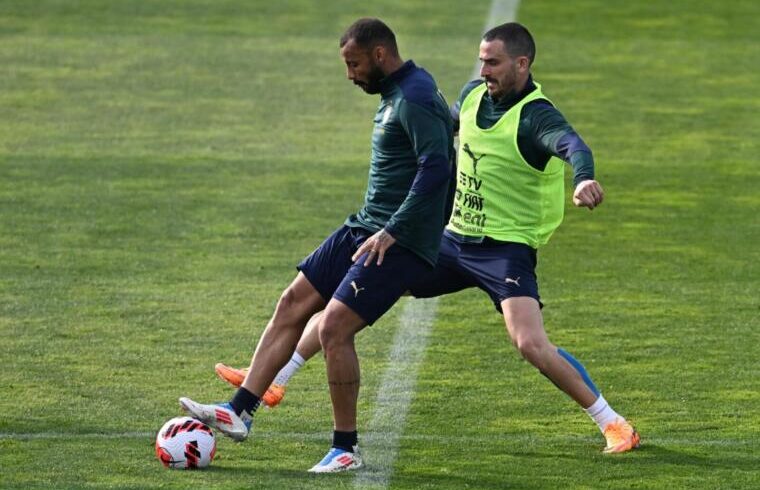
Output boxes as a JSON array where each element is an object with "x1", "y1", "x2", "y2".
[
  {"x1": 297, "y1": 225, "x2": 432, "y2": 325},
  {"x1": 409, "y1": 232, "x2": 541, "y2": 312}
]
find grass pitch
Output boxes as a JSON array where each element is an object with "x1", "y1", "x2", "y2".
[{"x1": 1, "y1": 1, "x2": 758, "y2": 488}]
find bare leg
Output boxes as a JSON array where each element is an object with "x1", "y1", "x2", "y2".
[
  {"x1": 295, "y1": 310, "x2": 324, "y2": 360},
  {"x1": 240, "y1": 272, "x2": 326, "y2": 397},
  {"x1": 501, "y1": 296, "x2": 597, "y2": 408},
  {"x1": 251, "y1": 289, "x2": 400, "y2": 370},
  {"x1": 318, "y1": 299, "x2": 367, "y2": 431}
]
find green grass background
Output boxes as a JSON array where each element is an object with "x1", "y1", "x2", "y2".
[{"x1": 1, "y1": 0, "x2": 758, "y2": 488}]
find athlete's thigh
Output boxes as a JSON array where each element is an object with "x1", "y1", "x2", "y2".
[
  {"x1": 500, "y1": 296, "x2": 547, "y2": 344},
  {"x1": 277, "y1": 271, "x2": 329, "y2": 322},
  {"x1": 333, "y1": 243, "x2": 431, "y2": 326},
  {"x1": 458, "y1": 241, "x2": 542, "y2": 312}
]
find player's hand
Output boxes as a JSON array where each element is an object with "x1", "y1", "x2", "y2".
[
  {"x1": 352, "y1": 229, "x2": 397, "y2": 267},
  {"x1": 573, "y1": 180, "x2": 604, "y2": 210}
]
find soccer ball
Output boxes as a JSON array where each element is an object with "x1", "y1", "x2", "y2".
[{"x1": 155, "y1": 416, "x2": 216, "y2": 469}]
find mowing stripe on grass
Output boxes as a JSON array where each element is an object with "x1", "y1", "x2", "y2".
[
  {"x1": 0, "y1": 432, "x2": 155, "y2": 440},
  {"x1": 473, "y1": 0, "x2": 521, "y2": 79},
  {"x1": 1, "y1": 430, "x2": 750, "y2": 448},
  {"x1": 354, "y1": 1, "x2": 520, "y2": 487}
]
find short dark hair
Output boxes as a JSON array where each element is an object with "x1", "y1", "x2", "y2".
[
  {"x1": 483, "y1": 22, "x2": 535, "y2": 65},
  {"x1": 340, "y1": 18, "x2": 399, "y2": 56}
]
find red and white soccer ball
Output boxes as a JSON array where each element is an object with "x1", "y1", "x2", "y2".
[{"x1": 155, "y1": 416, "x2": 216, "y2": 469}]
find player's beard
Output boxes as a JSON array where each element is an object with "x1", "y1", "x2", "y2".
[
  {"x1": 485, "y1": 62, "x2": 519, "y2": 101},
  {"x1": 355, "y1": 62, "x2": 385, "y2": 94}
]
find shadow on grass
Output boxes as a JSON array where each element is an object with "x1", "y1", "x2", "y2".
[
  {"x1": 205, "y1": 458, "x2": 543, "y2": 490},
  {"x1": 633, "y1": 443, "x2": 758, "y2": 472}
]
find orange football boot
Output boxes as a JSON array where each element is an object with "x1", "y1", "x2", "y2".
[
  {"x1": 215, "y1": 363, "x2": 247, "y2": 388},
  {"x1": 602, "y1": 419, "x2": 641, "y2": 454},
  {"x1": 261, "y1": 384, "x2": 286, "y2": 408},
  {"x1": 214, "y1": 363, "x2": 287, "y2": 408}
]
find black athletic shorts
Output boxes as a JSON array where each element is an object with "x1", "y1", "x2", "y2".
[
  {"x1": 298, "y1": 225, "x2": 432, "y2": 325},
  {"x1": 409, "y1": 231, "x2": 542, "y2": 312}
]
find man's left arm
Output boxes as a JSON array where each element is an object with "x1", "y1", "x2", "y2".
[
  {"x1": 530, "y1": 103, "x2": 604, "y2": 210},
  {"x1": 352, "y1": 100, "x2": 452, "y2": 266}
]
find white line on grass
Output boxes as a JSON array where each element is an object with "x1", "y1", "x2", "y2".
[
  {"x1": 472, "y1": 0, "x2": 522, "y2": 79},
  {"x1": 353, "y1": 297, "x2": 438, "y2": 489},
  {"x1": 353, "y1": 1, "x2": 520, "y2": 488}
]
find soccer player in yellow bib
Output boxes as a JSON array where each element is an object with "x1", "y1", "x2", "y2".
[{"x1": 216, "y1": 22, "x2": 640, "y2": 457}]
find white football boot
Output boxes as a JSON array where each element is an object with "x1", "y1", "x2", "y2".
[
  {"x1": 308, "y1": 445, "x2": 363, "y2": 473},
  {"x1": 178, "y1": 397, "x2": 251, "y2": 442}
]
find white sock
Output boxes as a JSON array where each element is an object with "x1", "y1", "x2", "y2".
[
  {"x1": 273, "y1": 352, "x2": 305, "y2": 386},
  {"x1": 584, "y1": 394, "x2": 622, "y2": 432}
]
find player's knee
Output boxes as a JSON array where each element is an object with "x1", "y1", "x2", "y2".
[
  {"x1": 267, "y1": 287, "x2": 304, "y2": 335},
  {"x1": 318, "y1": 311, "x2": 352, "y2": 351},
  {"x1": 515, "y1": 337, "x2": 549, "y2": 370},
  {"x1": 275, "y1": 286, "x2": 297, "y2": 312}
]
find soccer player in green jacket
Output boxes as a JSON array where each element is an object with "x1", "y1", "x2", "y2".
[{"x1": 179, "y1": 18, "x2": 455, "y2": 473}]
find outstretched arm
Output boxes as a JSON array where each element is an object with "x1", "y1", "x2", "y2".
[
  {"x1": 573, "y1": 179, "x2": 604, "y2": 210},
  {"x1": 527, "y1": 101, "x2": 603, "y2": 211}
]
